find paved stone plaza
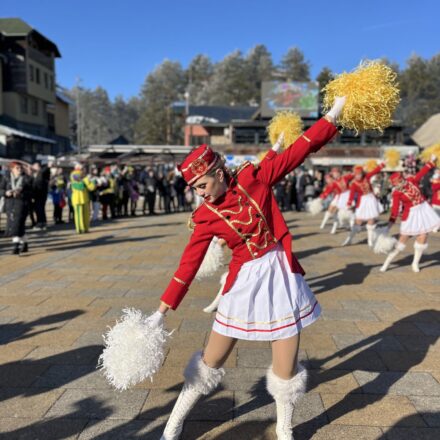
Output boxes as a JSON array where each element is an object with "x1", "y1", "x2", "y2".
[{"x1": 0, "y1": 211, "x2": 439, "y2": 439}]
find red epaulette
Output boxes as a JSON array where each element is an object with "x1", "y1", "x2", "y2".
[{"x1": 233, "y1": 161, "x2": 256, "y2": 177}]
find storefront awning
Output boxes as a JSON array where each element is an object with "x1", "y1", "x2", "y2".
[{"x1": 0, "y1": 124, "x2": 56, "y2": 144}]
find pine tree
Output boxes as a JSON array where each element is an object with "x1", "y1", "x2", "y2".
[{"x1": 280, "y1": 47, "x2": 311, "y2": 81}]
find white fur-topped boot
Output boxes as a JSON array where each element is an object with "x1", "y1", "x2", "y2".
[
  {"x1": 160, "y1": 351, "x2": 225, "y2": 440},
  {"x1": 380, "y1": 241, "x2": 406, "y2": 272},
  {"x1": 342, "y1": 224, "x2": 361, "y2": 246},
  {"x1": 412, "y1": 242, "x2": 428, "y2": 273},
  {"x1": 320, "y1": 211, "x2": 332, "y2": 229},
  {"x1": 266, "y1": 364, "x2": 308, "y2": 440},
  {"x1": 366, "y1": 223, "x2": 376, "y2": 247}
]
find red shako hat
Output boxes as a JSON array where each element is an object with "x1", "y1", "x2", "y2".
[
  {"x1": 390, "y1": 172, "x2": 403, "y2": 185},
  {"x1": 178, "y1": 144, "x2": 219, "y2": 185},
  {"x1": 353, "y1": 165, "x2": 364, "y2": 175}
]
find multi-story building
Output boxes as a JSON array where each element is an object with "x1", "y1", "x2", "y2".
[{"x1": 0, "y1": 18, "x2": 71, "y2": 161}]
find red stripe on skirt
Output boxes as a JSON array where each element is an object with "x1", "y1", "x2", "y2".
[{"x1": 214, "y1": 301, "x2": 319, "y2": 333}]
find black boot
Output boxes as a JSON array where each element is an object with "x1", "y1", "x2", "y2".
[
  {"x1": 21, "y1": 242, "x2": 29, "y2": 253},
  {"x1": 12, "y1": 243, "x2": 20, "y2": 255}
]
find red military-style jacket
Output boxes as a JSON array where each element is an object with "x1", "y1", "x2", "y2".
[
  {"x1": 160, "y1": 118, "x2": 338, "y2": 310},
  {"x1": 389, "y1": 162, "x2": 435, "y2": 223},
  {"x1": 432, "y1": 176, "x2": 440, "y2": 207},
  {"x1": 347, "y1": 164, "x2": 385, "y2": 208},
  {"x1": 320, "y1": 173, "x2": 354, "y2": 199}
]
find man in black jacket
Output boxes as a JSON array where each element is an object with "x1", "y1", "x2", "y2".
[{"x1": 32, "y1": 161, "x2": 50, "y2": 229}]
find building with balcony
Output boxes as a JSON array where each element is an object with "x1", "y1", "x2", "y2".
[{"x1": 0, "y1": 18, "x2": 71, "y2": 161}]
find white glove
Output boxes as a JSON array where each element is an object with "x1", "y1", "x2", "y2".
[
  {"x1": 431, "y1": 154, "x2": 438, "y2": 163},
  {"x1": 326, "y1": 96, "x2": 346, "y2": 123},
  {"x1": 272, "y1": 132, "x2": 284, "y2": 152},
  {"x1": 146, "y1": 310, "x2": 164, "y2": 328}
]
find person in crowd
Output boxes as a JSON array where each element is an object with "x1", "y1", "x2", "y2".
[
  {"x1": 127, "y1": 167, "x2": 139, "y2": 216},
  {"x1": 50, "y1": 168, "x2": 66, "y2": 224},
  {"x1": 380, "y1": 157, "x2": 439, "y2": 272},
  {"x1": 70, "y1": 164, "x2": 96, "y2": 234},
  {"x1": 31, "y1": 161, "x2": 51, "y2": 230},
  {"x1": 174, "y1": 174, "x2": 187, "y2": 212},
  {"x1": 142, "y1": 168, "x2": 158, "y2": 215},
  {"x1": 87, "y1": 166, "x2": 101, "y2": 223},
  {"x1": 342, "y1": 162, "x2": 385, "y2": 247},
  {"x1": 0, "y1": 161, "x2": 33, "y2": 254},
  {"x1": 294, "y1": 167, "x2": 307, "y2": 211},
  {"x1": 100, "y1": 167, "x2": 116, "y2": 220}
]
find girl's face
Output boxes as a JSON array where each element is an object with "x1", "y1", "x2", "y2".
[
  {"x1": 11, "y1": 165, "x2": 22, "y2": 177},
  {"x1": 193, "y1": 169, "x2": 227, "y2": 203},
  {"x1": 354, "y1": 173, "x2": 363, "y2": 181}
]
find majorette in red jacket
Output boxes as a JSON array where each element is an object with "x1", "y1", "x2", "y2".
[
  {"x1": 347, "y1": 164, "x2": 385, "y2": 208},
  {"x1": 431, "y1": 175, "x2": 440, "y2": 207},
  {"x1": 160, "y1": 118, "x2": 338, "y2": 309},
  {"x1": 319, "y1": 173, "x2": 354, "y2": 199},
  {"x1": 389, "y1": 162, "x2": 436, "y2": 223}
]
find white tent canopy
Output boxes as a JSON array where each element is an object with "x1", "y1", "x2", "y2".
[{"x1": 411, "y1": 114, "x2": 440, "y2": 148}]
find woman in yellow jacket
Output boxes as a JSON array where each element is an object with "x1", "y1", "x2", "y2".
[{"x1": 70, "y1": 166, "x2": 96, "y2": 233}]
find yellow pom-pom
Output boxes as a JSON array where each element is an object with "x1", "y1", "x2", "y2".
[
  {"x1": 323, "y1": 60, "x2": 400, "y2": 134},
  {"x1": 267, "y1": 111, "x2": 303, "y2": 149},
  {"x1": 420, "y1": 143, "x2": 440, "y2": 163},
  {"x1": 384, "y1": 149, "x2": 401, "y2": 169},
  {"x1": 364, "y1": 159, "x2": 378, "y2": 173}
]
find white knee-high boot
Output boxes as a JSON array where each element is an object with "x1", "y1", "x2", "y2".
[
  {"x1": 412, "y1": 242, "x2": 428, "y2": 273},
  {"x1": 366, "y1": 224, "x2": 376, "y2": 247},
  {"x1": 380, "y1": 241, "x2": 406, "y2": 272},
  {"x1": 342, "y1": 224, "x2": 361, "y2": 246},
  {"x1": 266, "y1": 364, "x2": 308, "y2": 440},
  {"x1": 161, "y1": 351, "x2": 225, "y2": 440},
  {"x1": 330, "y1": 213, "x2": 339, "y2": 234},
  {"x1": 320, "y1": 211, "x2": 332, "y2": 229}
]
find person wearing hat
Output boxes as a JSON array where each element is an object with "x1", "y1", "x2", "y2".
[
  {"x1": 319, "y1": 167, "x2": 354, "y2": 233},
  {"x1": 69, "y1": 165, "x2": 96, "y2": 233},
  {"x1": 342, "y1": 162, "x2": 385, "y2": 247},
  {"x1": 380, "y1": 156, "x2": 439, "y2": 272},
  {"x1": 0, "y1": 161, "x2": 33, "y2": 254},
  {"x1": 145, "y1": 97, "x2": 346, "y2": 440}
]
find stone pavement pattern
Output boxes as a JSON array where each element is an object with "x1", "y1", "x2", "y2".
[{"x1": 0, "y1": 212, "x2": 439, "y2": 439}]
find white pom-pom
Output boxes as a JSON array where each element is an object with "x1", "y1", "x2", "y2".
[
  {"x1": 98, "y1": 308, "x2": 172, "y2": 390},
  {"x1": 195, "y1": 238, "x2": 224, "y2": 280},
  {"x1": 307, "y1": 198, "x2": 324, "y2": 216},
  {"x1": 373, "y1": 227, "x2": 397, "y2": 254},
  {"x1": 337, "y1": 209, "x2": 353, "y2": 227}
]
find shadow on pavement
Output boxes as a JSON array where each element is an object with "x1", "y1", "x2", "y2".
[
  {"x1": 0, "y1": 310, "x2": 84, "y2": 345},
  {"x1": 295, "y1": 309, "x2": 439, "y2": 439}
]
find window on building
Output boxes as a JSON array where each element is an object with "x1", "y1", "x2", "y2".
[
  {"x1": 31, "y1": 99, "x2": 39, "y2": 116},
  {"x1": 36, "y1": 68, "x2": 40, "y2": 84},
  {"x1": 47, "y1": 113, "x2": 55, "y2": 131},
  {"x1": 44, "y1": 72, "x2": 49, "y2": 89},
  {"x1": 50, "y1": 75, "x2": 54, "y2": 91},
  {"x1": 29, "y1": 64, "x2": 34, "y2": 82},
  {"x1": 20, "y1": 96, "x2": 28, "y2": 114}
]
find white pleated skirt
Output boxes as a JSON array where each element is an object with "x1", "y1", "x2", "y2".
[
  {"x1": 355, "y1": 193, "x2": 383, "y2": 221},
  {"x1": 400, "y1": 202, "x2": 440, "y2": 236},
  {"x1": 212, "y1": 244, "x2": 321, "y2": 341},
  {"x1": 336, "y1": 190, "x2": 350, "y2": 210}
]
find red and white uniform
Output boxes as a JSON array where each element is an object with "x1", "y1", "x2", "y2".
[
  {"x1": 161, "y1": 118, "x2": 338, "y2": 340},
  {"x1": 431, "y1": 174, "x2": 440, "y2": 210},
  {"x1": 348, "y1": 164, "x2": 385, "y2": 221},
  {"x1": 390, "y1": 162, "x2": 440, "y2": 235}
]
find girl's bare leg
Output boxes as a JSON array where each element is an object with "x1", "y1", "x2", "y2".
[
  {"x1": 203, "y1": 330, "x2": 237, "y2": 368},
  {"x1": 271, "y1": 334, "x2": 300, "y2": 379}
]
